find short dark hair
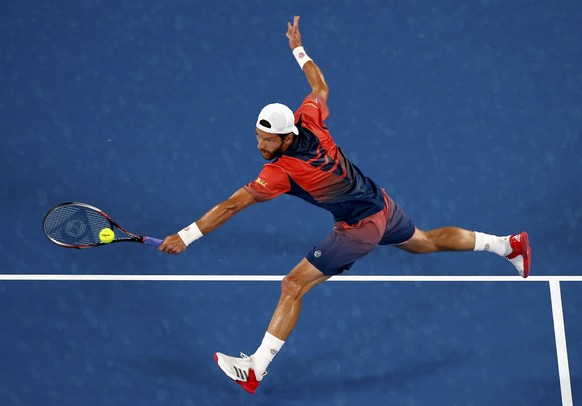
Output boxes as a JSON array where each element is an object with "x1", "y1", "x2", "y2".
[{"x1": 276, "y1": 132, "x2": 293, "y2": 139}]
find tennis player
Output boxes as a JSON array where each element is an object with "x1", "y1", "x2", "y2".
[{"x1": 159, "y1": 16, "x2": 531, "y2": 394}]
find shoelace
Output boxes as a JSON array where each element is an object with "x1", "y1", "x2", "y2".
[{"x1": 238, "y1": 353, "x2": 267, "y2": 377}]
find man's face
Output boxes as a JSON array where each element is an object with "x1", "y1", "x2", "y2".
[{"x1": 256, "y1": 129, "x2": 288, "y2": 160}]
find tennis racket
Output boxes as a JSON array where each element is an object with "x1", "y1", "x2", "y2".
[{"x1": 43, "y1": 202, "x2": 163, "y2": 249}]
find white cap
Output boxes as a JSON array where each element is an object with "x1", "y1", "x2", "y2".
[{"x1": 256, "y1": 103, "x2": 299, "y2": 135}]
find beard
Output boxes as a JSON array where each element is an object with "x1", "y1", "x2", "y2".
[{"x1": 260, "y1": 146, "x2": 284, "y2": 161}]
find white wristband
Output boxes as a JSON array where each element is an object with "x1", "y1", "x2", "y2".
[
  {"x1": 292, "y1": 46, "x2": 312, "y2": 70},
  {"x1": 177, "y1": 222, "x2": 203, "y2": 246}
]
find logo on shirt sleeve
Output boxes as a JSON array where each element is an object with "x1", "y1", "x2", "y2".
[{"x1": 254, "y1": 177, "x2": 268, "y2": 188}]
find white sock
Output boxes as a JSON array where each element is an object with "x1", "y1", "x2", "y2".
[
  {"x1": 474, "y1": 232, "x2": 512, "y2": 257},
  {"x1": 252, "y1": 332, "x2": 285, "y2": 377}
]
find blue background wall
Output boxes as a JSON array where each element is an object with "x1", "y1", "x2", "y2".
[{"x1": 1, "y1": 1, "x2": 581, "y2": 404}]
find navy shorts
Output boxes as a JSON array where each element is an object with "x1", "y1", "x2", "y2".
[{"x1": 306, "y1": 192, "x2": 416, "y2": 275}]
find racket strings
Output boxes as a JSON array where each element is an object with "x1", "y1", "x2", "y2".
[{"x1": 44, "y1": 205, "x2": 111, "y2": 246}]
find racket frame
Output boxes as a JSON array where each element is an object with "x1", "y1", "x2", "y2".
[{"x1": 43, "y1": 202, "x2": 159, "y2": 249}]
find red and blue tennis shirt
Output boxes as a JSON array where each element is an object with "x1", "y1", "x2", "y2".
[{"x1": 243, "y1": 93, "x2": 385, "y2": 225}]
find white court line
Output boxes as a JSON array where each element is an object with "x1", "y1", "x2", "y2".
[
  {"x1": 0, "y1": 274, "x2": 581, "y2": 282},
  {"x1": 550, "y1": 281, "x2": 574, "y2": 406}
]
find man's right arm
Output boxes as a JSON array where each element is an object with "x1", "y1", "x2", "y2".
[
  {"x1": 286, "y1": 16, "x2": 329, "y2": 102},
  {"x1": 158, "y1": 187, "x2": 257, "y2": 254}
]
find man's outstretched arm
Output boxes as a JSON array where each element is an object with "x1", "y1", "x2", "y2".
[
  {"x1": 159, "y1": 187, "x2": 257, "y2": 254},
  {"x1": 287, "y1": 16, "x2": 328, "y2": 102}
]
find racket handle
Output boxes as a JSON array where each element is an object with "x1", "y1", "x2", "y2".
[{"x1": 143, "y1": 236, "x2": 164, "y2": 247}]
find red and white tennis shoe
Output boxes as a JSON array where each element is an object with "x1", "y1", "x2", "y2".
[
  {"x1": 505, "y1": 231, "x2": 531, "y2": 278},
  {"x1": 214, "y1": 352, "x2": 266, "y2": 394}
]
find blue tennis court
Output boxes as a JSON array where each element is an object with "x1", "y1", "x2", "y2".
[
  {"x1": 1, "y1": 0, "x2": 581, "y2": 405},
  {"x1": 0, "y1": 275, "x2": 579, "y2": 405}
]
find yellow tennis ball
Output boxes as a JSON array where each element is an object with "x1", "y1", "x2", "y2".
[{"x1": 99, "y1": 228, "x2": 115, "y2": 243}]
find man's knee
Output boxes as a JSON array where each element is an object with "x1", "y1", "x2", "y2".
[
  {"x1": 280, "y1": 259, "x2": 329, "y2": 299},
  {"x1": 401, "y1": 227, "x2": 473, "y2": 253},
  {"x1": 398, "y1": 229, "x2": 437, "y2": 254},
  {"x1": 280, "y1": 274, "x2": 304, "y2": 299}
]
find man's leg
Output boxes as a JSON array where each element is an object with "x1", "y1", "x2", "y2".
[
  {"x1": 266, "y1": 258, "x2": 330, "y2": 340},
  {"x1": 248, "y1": 259, "x2": 330, "y2": 383},
  {"x1": 214, "y1": 258, "x2": 329, "y2": 393},
  {"x1": 397, "y1": 227, "x2": 530, "y2": 277},
  {"x1": 396, "y1": 227, "x2": 476, "y2": 253}
]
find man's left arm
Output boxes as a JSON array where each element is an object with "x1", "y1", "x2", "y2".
[{"x1": 287, "y1": 16, "x2": 329, "y2": 102}]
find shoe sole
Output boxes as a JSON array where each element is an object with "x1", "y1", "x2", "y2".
[{"x1": 519, "y1": 231, "x2": 531, "y2": 278}]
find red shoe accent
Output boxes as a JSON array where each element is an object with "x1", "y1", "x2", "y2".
[
  {"x1": 506, "y1": 231, "x2": 531, "y2": 278},
  {"x1": 237, "y1": 369, "x2": 260, "y2": 394},
  {"x1": 213, "y1": 353, "x2": 260, "y2": 394}
]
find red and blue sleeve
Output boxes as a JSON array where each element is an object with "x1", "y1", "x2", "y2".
[
  {"x1": 243, "y1": 164, "x2": 291, "y2": 202},
  {"x1": 295, "y1": 93, "x2": 330, "y2": 127}
]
